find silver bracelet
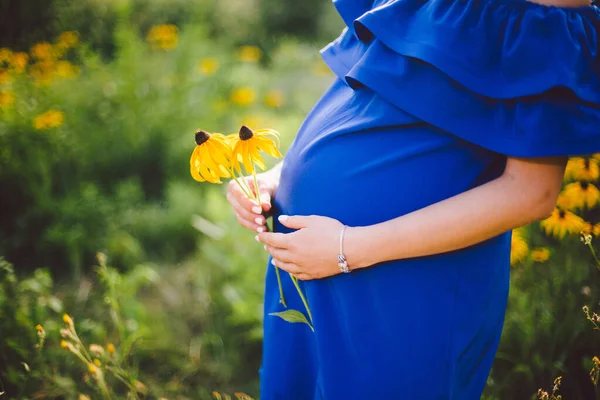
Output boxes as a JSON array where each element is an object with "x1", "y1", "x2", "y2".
[{"x1": 337, "y1": 225, "x2": 351, "y2": 273}]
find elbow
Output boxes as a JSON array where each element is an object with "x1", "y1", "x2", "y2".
[{"x1": 531, "y1": 188, "x2": 559, "y2": 221}]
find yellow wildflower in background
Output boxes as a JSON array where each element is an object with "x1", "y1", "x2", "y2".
[
  {"x1": 190, "y1": 130, "x2": 232, "y2": 183},
  {"x1": 198, "y1": 57, "x2": 220, "y2": 76},
  {"x1": 0, "y1": 70, "x2": 10, "y2": 85},
  {"x1": 29, "y1": 60, "x2": 55, "y2": 86},
  {"x1": 33, "y1": 110, "x2": 65, "y2": 130},
  {"x1": 0, "y1": 91, "x2": 15, "y2": 110},
  {"x1": 106, "y1": 343, "x2": 116, "y2": 354},
  {"x1": 230, "y1": 87, "x2": 256, "y2": 106},
  {"x1": 540, "y1": 208, "x2": 585, "y2": 239},
  {"x1": 531, "y1": 248, "x2": 550, "y2": 263},
  {"x1": 78, "y1": 395, "x2": 91, "y2": 400},
  {"x1": 0, "y1": 48, "x2": 13, "y2": 67},
  {"x1": 55, "y1": 60, "x2": 79, "y2": 79},
  {"x1": 147, "y1": 24, "x2": 179, "y2": 51},
  {"x1": 56, "y1": 31, "x2": 80, "y2": 56},
  {"x1": 31, "y1": 42, "x2": 55, "y2": 60},
  {"x1": 564, "y1": 157, "x2": 599, "y2": 182},
  {"x1": 10, "y1": 52, "x2": 28, "y2": 73},
  {"x1": 229, "y1": 125, "x2": 282, "y2": 174},
  {"x1": 560, "y1": 181, "x2": 600, "y2": 210},
  {"x1": 510, "y1": 229, "x2": 528, "y2": 265},
  {"x1": 237, "y1": 45, "x2": 262, "y2": 63},
  {"x1": 264, "y1": 90, "x2": 285, "y2": 108}
]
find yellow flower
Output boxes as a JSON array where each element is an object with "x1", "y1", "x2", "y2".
[
  {"x1": 10, "y1": 52, "x2": 29, "y2": 73},
  {"x1": 229, "y1": 125, "x2": 282, "y2": 175},
  {"x1": 230, "y1": 87, "x2": 256, "y2": 106},
  {"x1": 540, "y1": 208, "x2": 586, "y2": 239},
  {"x1": 78, "y1": 395, "x2": 92, "y2": 400},
  {"x1": 190, "y1": 130, "x2": 232, "y2": 183},
  {"x1": 0, "y1": 70, "x2": 10, "y2": 85},
  {"x1": 264, "y1": 90, "x2": 284, "y2": 108},
  {"x1": 237, "y1": 45, "x2": 262, "y2": 63},
  {"x1": 510, "y1": 229, "x2": 528, "y2": 265},
  {"x1": 531, "y1": 247, "x2": 550, "y2": 263},
  {"x1": 559, "y1": 181, "x2": 600, "y2": 210},
  {"x1": 36, "y1": 324, "x2": 43, "y2": 331},
  {"x1": 93, "y1": 358, "x2": 102, "y2": 367},
  {"x1": 198, "y1": 57, "x2": 220, "y2": 76},
  {"x1": 56, "y1": 31, "x2": 80, "y2": 55},
  {"x1": 29, "y1": 61, "x2": 55, "y2": 86},
  {"x1": 62, "y1": 313, "x2": 73, "y2": 327},
  {"x1": 55, "y1": 60, "x2": 79, "y2": 79},
  {"x1": 0, "y1": 48, "x2": 13, "y2": 65},
  {"x1": 31, "y1": 42, "x2": 55, "y2": 60},
  {"x1": 0, "y1": 91, "x2": 15, "y2": 110},
  {"x1": 106, "y1": 343, "x2": 116, "y2": 354},
  {"x1": 60, "y1": 340, "x2": 69, "y2": 349},
  {"x1": 88, "y1": 364, "x2": 97, "y2": 374},
  {"x1": 33, "y1": 110, "x2": 65, "y2": 130},
  {"x1": 564, "y1": 157, "x2": 599, "y2": 182},
  {"x1": 147, "y1": 24, "x2": 178, "y2": 50}
]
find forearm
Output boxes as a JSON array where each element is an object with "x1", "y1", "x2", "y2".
[{"x1": 346, "y1": 174, "x2": 553, "y2": 269}]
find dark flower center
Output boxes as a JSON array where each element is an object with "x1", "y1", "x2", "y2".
[
  {"x1": 581, "y1": 181, "x2": 590, "y2": 190},
  {"x1": 195, "y1": 129, "x2": 210, "y2": 145},
  {"x1": 584, "y1": 158, "x2": 590, "y2": 170},
  {"x1": 559, "y1": 210, "x2": 566, "y2": 219},
  {"x1": 239, "y1": 125, "x2": 254, "y2": 141}
]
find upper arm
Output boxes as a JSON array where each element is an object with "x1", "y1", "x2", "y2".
[{"x1": 502, "y1": 155, "x2": 568, "y2": 217}]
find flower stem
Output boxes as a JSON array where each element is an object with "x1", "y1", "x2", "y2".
[
  {"x1": 586, "y1": 241, "x2": 600, "y2": 270},
  {"x1": 252, "y1": 170, "x2": 262, "y2": 206},
  {"x1": 290, "y1": 275, "x2": 313, "y2": 325},
  {"x1": 274, "y1": 261, "x2": 287, "y2": 307},
  {"x1": 229, "y1": 168, "x2": 253, "y2": 199}
]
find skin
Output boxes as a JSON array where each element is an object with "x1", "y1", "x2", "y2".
[{"x1": 228, "y1": 157, "x2": 568, "y2": 281}]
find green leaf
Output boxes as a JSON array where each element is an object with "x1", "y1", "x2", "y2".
[{"x1": 269, "y1": 310, "x2": 314, "y2": 331}]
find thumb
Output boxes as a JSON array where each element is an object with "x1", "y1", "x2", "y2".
[{"x1": 278, "y1": 215, "x2": 311, "y2": 230}]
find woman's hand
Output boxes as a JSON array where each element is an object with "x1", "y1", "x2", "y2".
[
  {"x1": 256, "y1": 215, "x2": 345, "y2": 280},
  {"x1": 226, "y1": 167, "x2": 281, "y2": 233}
]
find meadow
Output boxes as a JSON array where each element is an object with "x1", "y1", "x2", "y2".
[{"x1": 1, "y1": 1, "x2": 600, "y2": 399}]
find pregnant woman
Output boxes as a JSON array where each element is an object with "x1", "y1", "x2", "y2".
[{"x1": 226, "y1": 0, "x2": 600, "y2": 398}]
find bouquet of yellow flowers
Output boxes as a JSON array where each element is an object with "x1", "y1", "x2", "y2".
[{"x1": 190, "y1": 125, "x2": 313, "y2": 330}]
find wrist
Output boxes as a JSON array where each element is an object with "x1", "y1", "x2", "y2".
[{"x1": 344, "y1": 225, "x2": 378, "y2": 270}]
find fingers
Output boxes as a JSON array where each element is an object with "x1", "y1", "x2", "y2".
[
  {"x1": 257, "y1": 231, "x2": 291, "y2": 248},
  {"x1": 227, "y1": 183, "x2": 267, "y2": 233},
  {"x1": 270, "y1": 258, "x2": 302, "y2": 275},
  {"x1": 277, "y1": 215, "x2": 312, "y2": 230},
  {"x1": 247, "y1": 179, "x2": 272, "y2": 213},
  {"x1": 264, "y1": 245, "x2": 293, "y2": 263}
]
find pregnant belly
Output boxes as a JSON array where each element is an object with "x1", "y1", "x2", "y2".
[{"x1": 274, "y1": 83, "x2": 503, "y2": 227}]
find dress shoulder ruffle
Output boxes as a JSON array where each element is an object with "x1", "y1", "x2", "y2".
[{"x1": 321, "y1": 0, "x2": 600, "y2": 157}]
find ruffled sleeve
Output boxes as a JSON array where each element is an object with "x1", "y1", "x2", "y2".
[{"x1": 320, "y1": 0, "x2": 600, "y2": 157}]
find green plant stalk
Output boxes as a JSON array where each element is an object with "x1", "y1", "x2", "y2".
[
  {"x1": 105, "y1": 366, "x2": 140, "y2": 400},
  {"x1": 229, "y1": 167, "x2": 252, "y2": 199},
  {"x1": 290, "y1": 275, "x2": 313, "y2": 325},
  {"x1": 231, "y1": 163, "x2": 287, "y2": 307},
  {"x1": 586, "y1": 241, "x2": 600, "y2": 269}
]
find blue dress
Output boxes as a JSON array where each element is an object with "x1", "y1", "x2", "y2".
[{"x1": 259, "y1": 0, "x2": 600, "y2": 398}]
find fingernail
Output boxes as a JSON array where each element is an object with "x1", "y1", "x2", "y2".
[
  {"x1": 278, "y1": 215, "x2": 289, "y2": 222},
  {"x1": 254, "y1": 235, "x2": 260, "y2": 242},
  {"x1": 263, "y1": 244, "x2": 267, "y2": 251},
  {"x1": 271, "y1": 259, "x2": 277, "y2": 266},
  {"x1": 257, "y1": 226, "x2": 264, "y2": 233},
  {"x1": 252, "y1": 206, "x2": 262, "y2": 214},
  {"x1": 255, "y1": 217, "x2": 263, "y2": 225}
]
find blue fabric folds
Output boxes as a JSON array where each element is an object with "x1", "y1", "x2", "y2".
[{"x1": 321, "y1": 0, "x2": 600, "y2": 157}]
